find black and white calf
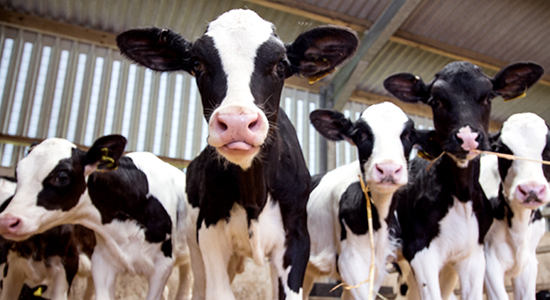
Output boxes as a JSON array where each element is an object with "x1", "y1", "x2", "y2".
[
  {"x1": 304, "y1": 102, "x2": 426, "y2": 299},
  {"x1": 481, "y1": 112, "x2": 550, "y2": 300},
  {"x1": 0, "y1": 136, "x2": 191, "y2": 300},
  {"x1": 0, "y1": 176, "x2": 96, "y2": 300},
  {"x1": 384, "y1": 61, "x2": 544, "y2": 300},
  {"x1": 116, "y1": 9, "x2": 358, "y2": 300}
]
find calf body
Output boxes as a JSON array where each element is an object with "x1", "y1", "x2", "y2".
[
  {"x1": 116, "y1": 9, "x2": 358, "y2": 300},
  {"x1": 0, "y1": 177, "x2": 95, "y2": 300},
  {"x1": 384, "y1": 61, "x2": 543, "y2": 300},
  {"x1": 0, "y1": 136, "x2": 191, "y2": 300},
  {"x1": 481, "y1": 113, "x2": 550, "y2": 300},
  {"x1": 304, "y1": 102, "x2": 425, "y2": 299}
]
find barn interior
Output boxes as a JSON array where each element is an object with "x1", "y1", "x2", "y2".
[{"x1": 0, "y1": 0, "x2": 549, "y2": 299}]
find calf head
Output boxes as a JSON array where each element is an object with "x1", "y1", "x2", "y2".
[
  {"x1": 491, "y1": 113, "x2": 550, "y2": 210},
  {"x1": 310, "y1": 102, "x2": 424, "y2": 194},
  {"x1": 384, "y1": 61, "x2": 544, "y2": 167},
  {"x1": 0, "y1": 135, "x2": 126, "y2": 241},
  {"x1": 116, "y1": 9, "x2": 358, "y2": 169}
]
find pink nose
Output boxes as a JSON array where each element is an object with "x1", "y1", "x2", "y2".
[
  {"x1": 211, "y1": 113, "x2": 263, "y2": 148},
  {"x1": 0, "y1": 215, "x2": 22, "y2": 235},
  {"x1": 515, "y1": 183, "x2": 547, "y2": 203},
  {"x1": 374, "y1": 163, "x2": 403, "y2": 184},
  {"x1": 456, "y1": 127, "x2": 479, "y2": 151}
]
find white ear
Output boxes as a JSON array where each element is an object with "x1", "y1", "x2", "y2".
[{"x1": 84, "y1": 162, "x2": 99, "y2": 177}]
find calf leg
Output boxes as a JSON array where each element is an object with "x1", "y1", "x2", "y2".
[
  {"x1": 90, "y1": 251, "x2": 118, "y2": 300},
  {"x1": 410, "y1": 250, "x2": 444, "y2": 300},
  {"x1": 483, "y1": 253, "x2": 507, "y2": 300},
  {"x1": 145, "y1": 253, "x2": 174, "y2": 300},
  {"x1": 454, "y1": 245, "x2": 485, "y2": 300},
  {"x1": 198, "y1": 221, "x2": 235, "y2": 300},
  {"x1": 338, "y1": 236, "x2": 375, "y2": 300},
  {"x1": 512, "y1": 256, "x2": 538, "y2": 300}
]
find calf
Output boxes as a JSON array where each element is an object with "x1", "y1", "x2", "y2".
[
  {"x1": 304, "y1": 102, "x2": 427, "y2": 299},
  {"x1": 116, "y1": 9, "x2": 358, "y2": 300},
  {"x1": 481, "y1": 112, "x2": 550, "y2": 300},
  {"x1": 384, "y1": 61, "x2": 543, "y2": 300},
  {"x1": 0, "y1": 135, "x2": 191, "y2": 300},
  {"x1": 0, "y1": 176, "x2": 95, "y2": 300}
]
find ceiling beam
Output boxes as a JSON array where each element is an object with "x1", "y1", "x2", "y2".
[
  {"x1": 329, "y1": 0, "x2": 422, "y2": 111},
  {"x1": 0, "y1": 8, "x2": 118, "y2": 49},
  {"x1": 245, "y1": 0, "x2": 550, "y2": 86}
]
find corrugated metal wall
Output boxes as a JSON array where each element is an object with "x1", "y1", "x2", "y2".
[{"x1": 0, "y1": 24, "x2": 432, "y2": 175}]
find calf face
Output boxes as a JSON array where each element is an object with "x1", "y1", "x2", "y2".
[
  {"x1": 491, "y1": 113, "x2": 550, "y2": 209},
  {"x1": 384, "y1": 61, "x2": 544, "y2": 167},
  {"x1": 0, "y1": 135, "x2": 126, "y2": 241},
  {"x1": 116, "y1": 9, "x2": 358, "y2": 169},
  {"x1": 310, "y1": 102, "x2": 423, "y2": 194}
]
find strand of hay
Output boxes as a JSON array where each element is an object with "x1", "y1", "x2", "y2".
[{"x1": 472, "y1": 149, "x2": 550, "y2": 165}]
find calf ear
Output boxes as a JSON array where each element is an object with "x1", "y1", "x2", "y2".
[
  {"x1": 492, "y1": 62, "x2": 544, "y2": 100},
  {"x1": 117, "y1": 28, "x2": 192, "y2": 73},
  {"x1": 310, "y1": 109, "x2": 355, "y2": 143},
  {"x1": 286, "y1": 26, "x2": 359, "y2": 82},
  {"x1": 384, "y1": 73, "x2": 431, "y2": 104},
  {"x1": 84, "y1": 135, "x2": 127, "y2": 174},
  {"x1": 488, "y1": 131, "x2": 502, "y2": 150}
]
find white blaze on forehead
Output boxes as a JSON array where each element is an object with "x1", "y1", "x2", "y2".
[
  {"x1": 501, "y1": 113, "x2": 547, "y2": 159},
  {"x1": 361, "y1": 102, "x2": 409, "y2": 159},
  {"x1": 17, "y1": 138, "x2": 76, "y2": 187},
  {"x1": 206, "y1": 9, "x2": 281, "y2": 107}
]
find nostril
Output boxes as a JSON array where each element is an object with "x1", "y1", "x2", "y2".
[
  {"x1": 394, "y1": 166, "x2": 403, "y2": 175},
  {"x1": 9, "y1": 219, "x2": 19, "y2": 229},
  {"x1": 376, "y1": 164, "x2": 384, "y2": 175},
  {"x1": 518, "y1": 185, "x2": 528, "y2": 196},
  {"x1": 249, "y1": 120, "x2": 258, "y2": 129}
]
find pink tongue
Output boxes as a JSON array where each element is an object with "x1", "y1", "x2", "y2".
[{"x1": 226, "y1": 141, "x2": 252, "y2": 150}]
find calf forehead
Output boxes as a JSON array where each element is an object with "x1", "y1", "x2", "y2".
[
  {"x1": 433, "y1": 62, "x2": 492, "y2": 99},
  {"x1": 501, "y1": 113, "x2": 548, "y2": 156},
  {"x1": 17, "y1": 139, "x2": 75, "y2": 183},
  {"x1": 205, "y1": 10, "x2": 281, "y2": 76},
  {"x1": 362, "y1": 102, "x2": 409, "y2": 139}
]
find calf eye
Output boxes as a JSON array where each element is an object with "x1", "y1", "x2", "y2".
[
  {"x1": 191, "y1": 58, "x2": 203, "y2": 75},
  {"x1": 53, "y1": 172, "x2": 70, "y2": 186}
]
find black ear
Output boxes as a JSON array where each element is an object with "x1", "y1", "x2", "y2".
[
  {"x1": 286, "y1": 25, "x2": 359, "y2": 82},
  {"x1": 542, "y1": 126, "x2": 550, "y2": 181},
  {"x1": 117, "y1": 28, "x2": 192, "y2": 73},
  {"x1": 383, "y1": 73, "x2": 431, "y2": 103},
  {"x1": 488, "y1": 130, "x2": 502, "y2": 151},
  {"x1": 85, "y1": 135, "x2": 127, "y2": 172},
  {"x1": 492, "y1": 62, "x2": 544, "y2": 100},
  {"x1": 310, "y1": 109, "x2": 355, "y2": 141}
]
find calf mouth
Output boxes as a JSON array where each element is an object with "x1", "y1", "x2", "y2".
[{"x1": 519, "y1": 195, "x2": 544, "y2": 209}]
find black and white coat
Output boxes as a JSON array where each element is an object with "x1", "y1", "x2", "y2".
[
  {"x1": 481, "y1": 112, "x2": 549, "y2": 300},
  {"x1": 304, "y1": 102, "x2": 426, "y2": 300},
  {"x1": 116, "y1": 9, "x2": 359, "y2": 300},
  {"x1": 0, "y1": 136, "x2": 191, "y2": 300},
  {"x1": 384, "y1": 61, "x2": 544, "y2": 300}
]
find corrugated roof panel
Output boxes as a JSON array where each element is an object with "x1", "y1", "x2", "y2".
[{"x1": 401, "y1": 0, "x2": 550, "y2": 72}]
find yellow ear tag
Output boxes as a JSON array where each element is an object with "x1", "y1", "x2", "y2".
[
  {"x1": 97, "y1": 147, "x2": 118, "y2": 172},
  {"x1": 417, "y1": 150, "x2": 435, "y2": 161},
  {"x1": 504, "y1": 90, "x2": 526, "y2": 101},
  {"x1": 307, "y1": 67, "x2": 335, "y2": 84},
  {"x1": 33, "y1": 286, "x2": 43, "y2": 297}
]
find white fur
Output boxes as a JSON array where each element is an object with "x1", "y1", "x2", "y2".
[
  {"x1": 0, "y1": 140, "x2": 191, "y2": 300},
  {"x1": 190, "y1": 197, "x2": 288, "y2": 300},
  {"x1": 410, "y1": 197, "x2": 485, "y2": 300},
  {"x1": 305, "y1": 103, "x2": 412, "y2": 299},
  {"x1": 481, "y1": 113, "x2": 549, "y2": 300}
]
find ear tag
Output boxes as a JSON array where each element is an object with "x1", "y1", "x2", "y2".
[
  {"x1": 97, "y1": 147, "x2": 118, "y2": 172},
  {"x1": 33, "y1": 286, "x2": 43, "y2": 297},
  {"x1": 504, "y1": 90, "x2": 526, "y2": 101},
  {"x1": 417, "y1": 150, "x2": 436, "y2": 161},
  {"x1": 307, "y1": 67, "x2": 335, "y2": 84}
]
